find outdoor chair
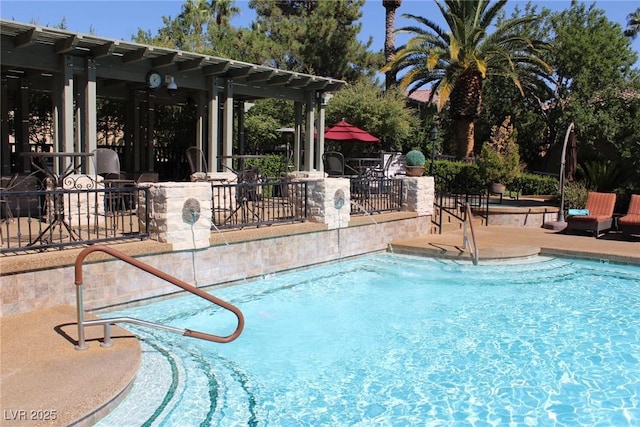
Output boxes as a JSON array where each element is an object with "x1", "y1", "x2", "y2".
[
  {"x1": 186, "y1": 147, "x2": 229, "y2": 183},
  {"x1": 1, "y1": 173, "x2": 42, "y2": 219},
  {"x1": 322, "y1": 152, "x2": 358, "y2": 177},
  {"x1": 186, "y1": 146, "x2": 208, "y2": 180},
  {"x1": 0, "y1": 174, "x2": 19, "y2": 223},
  {"x1": 0, "y1": 174, "x2": 19, "y2": 245},
  {"x1": 92, "y1": 148, "x2": 134, "y2": 229},
  {"x1": 565, "y1": 191, "x2": 617, "y2": 238},
  {"x1": 618, "y1": 194, "x2": 640, "y2": 236},
  {"x1": 223, "y1": 166, "x2": 261, "y2": 225}
]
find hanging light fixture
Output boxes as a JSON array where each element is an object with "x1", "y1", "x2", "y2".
[{"x1": 165, "y1": 75, "x2": 178, "y2": 94}]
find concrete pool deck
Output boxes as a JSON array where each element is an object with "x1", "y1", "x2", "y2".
[{"x1": 1, "y1": 225, "x2": 639, "y2": 426}]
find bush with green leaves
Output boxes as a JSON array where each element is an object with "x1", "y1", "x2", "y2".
[
  {"x1": 476, "y1": 117, "x2": 520, "y2": 186},
  {"x1": 578, "y1": 159, "x2": 631, "y2": 192},
  {"x1": 406, "y1": 150, "x2": 426, "y2": 167},
  {"x1": 431, "y1": 160, "x2": 484, "y2": 194},
  {"x1": 563, "y1": 181, "x2": 589, "y2": 210},
  {"x1": 245, "y1": 154, "x2": 286, "y2": 179},
  {"x1": 432, "y1": 160, "x2": 558, "y2": 196},
  {"x1": 513, "y1": 173, "x2": 558, "y2": 196}
]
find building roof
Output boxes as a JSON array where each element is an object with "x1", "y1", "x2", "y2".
[
  {"x1": 0, "y1": 19, "x2": 347, "y2": 99},
  {"x1": 407, "y1": 89, "x2": 437, "y2": 105}
]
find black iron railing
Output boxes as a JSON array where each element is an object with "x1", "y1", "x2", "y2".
[
  {"x1": 211, "y1": 180, "x2": 309, "y2": 230},
  {"x1": 0, "y1": 186, "x2": 149, "y2": 254},
  {"x1": 432, "y1": 173, "x2": 489, "y2": 234},
  {"x1": 349, "y1": 177, "x2": 404, "y2": 215}
]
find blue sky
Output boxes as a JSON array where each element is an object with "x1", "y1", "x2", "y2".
[{"x1": 1, "y1": 0, "x2": 639, "y2": 65}]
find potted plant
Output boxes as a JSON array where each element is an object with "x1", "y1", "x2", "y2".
[
  {"x1": 476, "y1": 116, "x2": 521, "y2": 194},
  {"x1": 405, "y1": 150, "x2": 426, "y2": 176}
]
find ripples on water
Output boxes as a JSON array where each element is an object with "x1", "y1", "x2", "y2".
[{"x1": 97, "y1": 255, "x2": 640, "y2": 427}]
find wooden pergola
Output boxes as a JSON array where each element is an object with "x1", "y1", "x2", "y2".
[{"x1": 0, "y1": 19, "x2": 346, "y2": 178}]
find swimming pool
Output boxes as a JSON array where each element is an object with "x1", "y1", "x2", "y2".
[{"x1": 96, "y1": 254, "x2": 640, "y2": 426}]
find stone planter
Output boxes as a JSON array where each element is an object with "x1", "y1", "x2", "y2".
[
  {"x1": 405, "y1": 166, "x2": 426, "y2": 177},
  {"x1": 490, "y1": 182, "x2": 506, "y2": 194}
]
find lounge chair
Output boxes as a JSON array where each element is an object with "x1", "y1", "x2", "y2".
[
  {"x1": 565, "y1": 191, "x2": 617, "y2": 238},
  {"x1": 618, "y1": 194, "x2": 640, "y2": 236}
]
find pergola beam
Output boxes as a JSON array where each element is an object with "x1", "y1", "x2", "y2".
[
  {"x1": 91, "y1": 41, "x2": 117, "y2": 58},
  {"x1": 122, "y1": 47, "x2": 148, "y2": 64},
  {"x1": 14, "y1": 27, "x2": 36, "y2": 48},
  {"x1": 202, "y1": 61, "x2": 230, "y2": 76},
  {"x1": 178, "y1": 57, "x2": 204, "y2": 72},
  {"x1": 54, "y1": 35, "x2": 79, "y2": 54},
  {"x1": 152, "y1": 52, "x2": 178, "y2": 68}
]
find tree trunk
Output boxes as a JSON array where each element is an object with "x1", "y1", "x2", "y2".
[
  {"x1": 450, "y1": 69, "x2": 482, "y2": 159},
  {"x1": 383, "y1": 0, "x2": 401, "y2": 90},
  {"x1": 454, "y1": 117, "x2": 475, "y2": 159}
]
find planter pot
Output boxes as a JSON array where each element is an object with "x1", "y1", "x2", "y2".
[
  {"x1": 490, "y1": 182, "x2": 506, "y2": 194},
  {"x1": 405, "y1": 166, "x2": 425, "y2": 177}
]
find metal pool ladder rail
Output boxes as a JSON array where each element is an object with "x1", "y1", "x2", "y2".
[
  {"x1": 462, "y1": 202, "x2": 479, "y2": 265},
  {"x1": 73, "y1": 245, "x2": 245, "y2": 350}
]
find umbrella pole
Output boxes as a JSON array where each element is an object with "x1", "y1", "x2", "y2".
[
  {"x1": 543, "y1": 122, "x2": 574, "y2": 230},
  {"x1": 557, "y1": 122, "x2": 574, "y2": 223}
]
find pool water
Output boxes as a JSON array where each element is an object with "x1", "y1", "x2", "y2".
[{"x1": 96, "y1": 254, "x2": 640, "y2": 426}]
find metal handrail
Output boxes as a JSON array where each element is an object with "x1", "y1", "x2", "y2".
[
  {"x1": 73, "y1": 245, "x2": 244, "y2": 350},
  {"x1": 462, "y1": 202, "x2": 479, "y2": 265}
]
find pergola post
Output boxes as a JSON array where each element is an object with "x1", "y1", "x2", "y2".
[
  {"x1": 222, "y1": 79, "x2": 234, "y2": 172},
  {"x1": 207, "y1": 77, "x2": 219, "y2": 172},
  {"x1": 304, "y1": 92, "x2": 315, "y2": 171},
  {"x1": 316, "y1": 92, "x2": 326, "y2": 173}
]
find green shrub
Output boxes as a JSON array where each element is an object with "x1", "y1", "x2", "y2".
[
  {"x1": 476, "y1": 117, "x2": 521, "y2": 186},
  {"x1": 432, "y1": 160, "x2": 559, "y2": 196},
  {"x1": 563, "y1": 181, "x2": 589, "y2": 210},
  {"x1": 513, "y1": 173, "x2": 558, "y2": 196},
  {"x1": 245, "y1": 154, "x2": 286, "y2": 179},
  {"x1": 405, "y1": 150, "x2": 426, "y2": 166},
  {"x1": 579, "y1": 159, "x2": 631, "y2": 192},
  {"x1": 432, "y1": 160, "x2": 484, "y2": 194}
]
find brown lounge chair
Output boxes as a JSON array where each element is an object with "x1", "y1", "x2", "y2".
[
  {"x1": 618, "y1": 194, "x2": 640, "y2": 236},
  {"x1": 566, "y1": 191, "x2": 617, "y2": 238}
]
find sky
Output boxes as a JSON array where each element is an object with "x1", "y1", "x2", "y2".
[{"x1": 1, "y1": 0, "x2": 639, "y2": 66}]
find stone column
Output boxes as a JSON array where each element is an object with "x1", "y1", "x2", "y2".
[
  {"x1": 401, "y1": 176, "x2": 434, "y2": 216},
  {"x1": 140, "y1": 182, "x2": 212, "y2": 250},
  {"x1": 288, "y1": 172, "x2": 351, "y2": 229}
]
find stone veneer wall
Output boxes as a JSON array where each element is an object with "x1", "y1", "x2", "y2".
[
  {"x1": 1, "y1": 176, "x2": 434, "y2": 317},
  {"x1": 485, "y1": 207, "x2": 560, "y2": 227}
]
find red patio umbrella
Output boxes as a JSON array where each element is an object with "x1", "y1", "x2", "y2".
[{"x1": 324, "y1": 120, "x2": 380, "y2": 143}]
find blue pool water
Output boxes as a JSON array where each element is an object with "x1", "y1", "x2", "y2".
[{"x1": 96, "y1": 254, "x2": 640, "y2": 426}]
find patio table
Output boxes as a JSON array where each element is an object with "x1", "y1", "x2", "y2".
[{"x1": 20, "y1": 152, "x2": 94, "y2": 245}]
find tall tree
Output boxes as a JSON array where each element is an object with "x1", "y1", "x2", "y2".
[
  {"x1": 249, "y1": 0, "x2": 377, "y2": 81},
  {"x1": 383, "y1": 0, "x2": 402, "y2": 90},
  {"x1": 624, "y1": 7, "x2": 640, "y2": 39},
  {"x1": 134, "y1": 0, "x2": 242, "y2": 58},
  {"x1": 480, "y1": 2, "x2": 639, "y2": 185},
  {"x1": 383, "y1": 0, "x2": 550, "y2": 159},
  {"x1": 326, "y1": 79, "x2": 419, "y2": 156}
]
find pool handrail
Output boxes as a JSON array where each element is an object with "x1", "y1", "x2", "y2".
[
  {"x1": 462, "y1": 202, "x2": 479, "y2": 265},
  {"x1": 73, "y1": 245, "x2": 244, "y2": 350}
]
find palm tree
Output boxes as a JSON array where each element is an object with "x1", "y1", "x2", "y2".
[
  {"x1": 383, "y1": 0, "x2": 402, "y2": 90},
  {"x1": 383, "y1": 0, "x2": 550, "y2": 159},
  {"x1": 212, "y1": 0, "x2": 240, "y2": 26},
  {"x1": 624, "y1": 8, "x2": 640, "y2": 39}
]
